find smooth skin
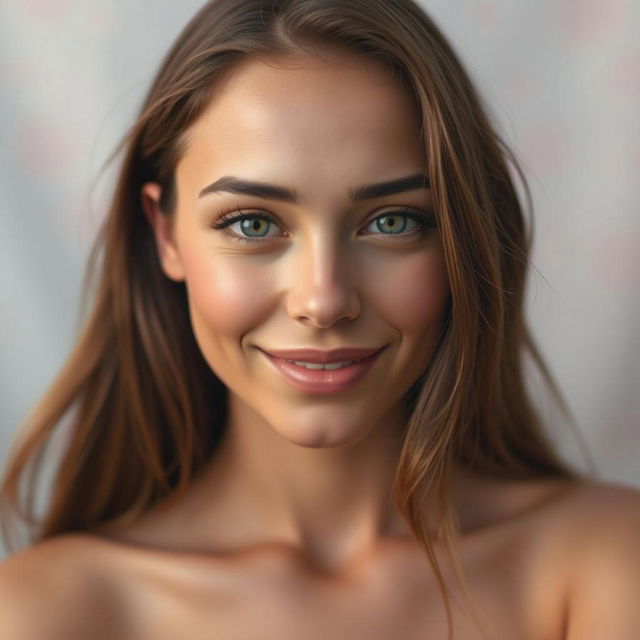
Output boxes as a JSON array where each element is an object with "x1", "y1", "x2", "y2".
[{"x1": 1, "y1": 50, "x2": 639, "y2": 640}]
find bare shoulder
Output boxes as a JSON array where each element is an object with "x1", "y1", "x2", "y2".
[
  {"x1": 0, "y1": 534, "x2": 127, "y2": 640},
  {"x1": 496, "y1": 478, "x2": 640, "y2": 640},
  {"x1": 549, "y1": 480, "x2": 640, "y2": 544},
  {"x1": 553, "y1": 481, "x2": 640, "y2": 639}
]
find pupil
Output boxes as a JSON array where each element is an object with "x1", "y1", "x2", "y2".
[
  {"x1": 241, "y1": 218, "x2": 268, "y2": 237},
  {"x1": 378, "y1": 215, "x2": 406, "y2": 234}
]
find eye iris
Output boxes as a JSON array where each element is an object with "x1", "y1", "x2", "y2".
[
  {"x1": 376, "y1": 215, "x2": 406, "y2": 234},
  {"x1": 240, "y1": 218, "x2": 270, "y2": 237}
]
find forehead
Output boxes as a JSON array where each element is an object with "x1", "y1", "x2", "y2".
[{"x1": 176, "y1": 51, "x2": 425, "y2": 202}]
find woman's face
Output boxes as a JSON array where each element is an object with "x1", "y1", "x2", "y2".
[{"x1": 144, "y1": 51, "x2": 450, "y2": 448}]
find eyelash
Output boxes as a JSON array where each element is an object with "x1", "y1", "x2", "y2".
[{"x1": 209, "y1": 207, "x2": 436, "y2": 246}]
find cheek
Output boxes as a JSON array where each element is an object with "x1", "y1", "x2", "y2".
[
  {"x1": 177, "y1": 233, "x2": 449, "y2": 341},
  {"x1": 181, "y1": 252, "x2": 277, "y2": 335},
  {"x1": 365, "y1": 248, "x2": 450, "y2": 330}
]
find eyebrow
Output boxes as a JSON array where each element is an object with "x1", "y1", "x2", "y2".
[{"x1": 197, "y1": 173, "x2": 430, "y2": 202}]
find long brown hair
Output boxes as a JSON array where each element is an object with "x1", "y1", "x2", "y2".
[{"x1": 1, "y1": 0, "x2": 585, "y2": 636}]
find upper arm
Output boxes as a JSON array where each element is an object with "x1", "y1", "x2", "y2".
[
  {"x1": 0, "y1": 537, "x2": 124, "y2": 640},
  {"x1": 565, "y1": 486, "x2": 640, "y2": 640}
]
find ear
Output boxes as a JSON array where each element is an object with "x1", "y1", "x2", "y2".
[{"x1": 141, "y1": 182, "x2": 186, "y2": 282}]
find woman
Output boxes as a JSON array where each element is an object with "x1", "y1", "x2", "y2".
[{"x1": 1, "y1": 0, "x2": 638, "y2": 638}]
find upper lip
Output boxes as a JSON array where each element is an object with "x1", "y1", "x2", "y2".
[{"x1": 261, "y1": 346, "x2": 385, "y2": 364}]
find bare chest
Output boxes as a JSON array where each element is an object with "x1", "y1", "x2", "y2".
[{"x1": 114, "y1": 533, "x2": 565, "y2": 640}]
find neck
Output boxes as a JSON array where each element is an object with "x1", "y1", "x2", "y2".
[{"x1": 189, "y1": 392, "x2": 416, "y2": 572}]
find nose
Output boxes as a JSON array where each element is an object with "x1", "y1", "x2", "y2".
[{"x1": 286, "y1": 236, "x2": 361, "y2": 328}]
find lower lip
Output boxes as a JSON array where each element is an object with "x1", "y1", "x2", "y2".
[{"x1": 261, "y1": 348, "x2": 385, "y2": 394}]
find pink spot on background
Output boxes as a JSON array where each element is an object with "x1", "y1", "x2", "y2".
[
  {"x1": 518, "y1": 124, "x2": 573, "y2": 179},
  {"x1": 506, "y1": 71, "x2": 536, "y2": 101},
  {"x1": 609, "y1": 49, "x2": 640, "y2": 94},
  {"x1": 88, "y1": 4, "x2": 116, "y2": 31},
  {"x1": 588, "y1": 226, "x2": 640, "y2": 294},
  {"x1": 1, "y1": 58, "x2": 34, "y2": 88},
  {"x1": 17, "y1": 117, "x2": 79, "y2": 180},
  {"x1": 593, "y1": 409, "x2": 640, "y2": 468},
  {"x1": 560, "y1": 0, "x2": 630, "y2": 43},
  {"x1": 472, "y1": 1, "x2": 498, "y2": 27},
  {"x1": 21, "y1": 0, "x2": 74, "y2": 21}
]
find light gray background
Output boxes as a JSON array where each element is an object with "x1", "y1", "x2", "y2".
[{"x1": 1, "y1": 0, "x2": 639, "y2": 558}]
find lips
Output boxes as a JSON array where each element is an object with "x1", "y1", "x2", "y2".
[
  {"x1": 259, "y1": 346, "x2": 387, "y2": 394},
  {"x1": 260, "y1": 346, "x2": 383, "y2": 364}
]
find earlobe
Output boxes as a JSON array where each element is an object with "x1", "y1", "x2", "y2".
[{"x1": 140, "y1": 182, "x2": 186, "y2": 282}]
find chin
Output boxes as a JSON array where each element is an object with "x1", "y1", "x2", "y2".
[{"x1": 272, "y1": 419, "x2": 372, "y2": 449}]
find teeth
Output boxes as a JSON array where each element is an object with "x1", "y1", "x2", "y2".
[{"x1": 289, "y1": 360, "x2": 356, "y2": 370}]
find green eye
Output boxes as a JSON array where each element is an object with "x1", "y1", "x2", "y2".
[
  {"x1": 211, "y1": 207, "x2": 435, "y2": 246},
  {"x1": 363, "y1": 210, "x2": 432, "y2": 237},
  {"x1": 239, "y1": 217, "x2": 272, "y2": 237},
  {"x1": 372, "y1": 214, "x2": 411, "y2": 234},
  {"x1": 210, "y1": 210, "x2": 283, "y2": 245}
]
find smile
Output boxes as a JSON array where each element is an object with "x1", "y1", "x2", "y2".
[
  {"x1": 260, "y1": 347, "x2": 386, "y2": 394},
  {"x1": 285, "y1": 359, "x2": 364, "y2": 370}
]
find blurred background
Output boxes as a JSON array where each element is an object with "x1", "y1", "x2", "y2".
[{"x1": 1, "y1": 0, "x2": 639, "y2": 558}]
